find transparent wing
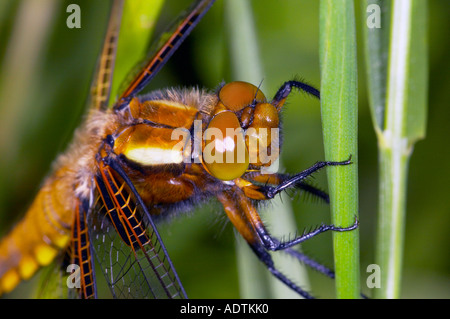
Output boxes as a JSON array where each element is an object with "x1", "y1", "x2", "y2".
[
  {"x1": 88, "y1": 0, "x2": 124, "y2": 111},
  {"x1": 88, "y1": 0, "x2": 215, "y2": 110},
  {"x1": 88, "y1": 162, "x2": 186, "y2": 299},
  {"x1": 118, "y1": 0, "x2": 216, "y2": 101}
]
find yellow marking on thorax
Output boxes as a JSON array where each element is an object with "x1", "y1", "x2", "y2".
[
  {"x1": 125, "y1": 147, "x2": 183, "y2": 165},
  {"x1": 114, "y1": 124, "x2": 189, "y2": 166},
  {"x1": 159, "y1": 100, "x2": 195, "y2": 110}
]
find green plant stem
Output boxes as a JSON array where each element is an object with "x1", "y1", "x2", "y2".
[
  {"x1": 373, "y1": 0, "x2": 428, "y2": 299},
  {"x1": 319, "y1": 0, "x2": 360, "y2": 299},
  {"x1": 376, "y1": 145, "x2": 410, "y2": 298}
]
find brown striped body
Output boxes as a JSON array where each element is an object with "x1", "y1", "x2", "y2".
[
  {"x1": 0, "y1": 169, "x2": 75, "y2": 293},
  {"x1": 0, "y1": 107, "x2": 108, "y2": 294},
  {"x1": 0, "y1": 89, "x2": 217, "y2": 295}
]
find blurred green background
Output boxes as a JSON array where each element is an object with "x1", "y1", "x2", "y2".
[{"x1": 0, "y1": 0, "x2": 448, "y2": 298}]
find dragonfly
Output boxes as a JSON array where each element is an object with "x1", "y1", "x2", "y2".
[{"x1": 0, "y1": 0, "x2": 358, "y2": 299}]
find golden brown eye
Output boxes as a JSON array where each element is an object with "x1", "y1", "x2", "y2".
[
  {"x1": 202, "y1": 111, "x2": 249, "y2": 180},
  {"x1": 219, "y1": 81, "x2": 266, "y2": 111},
  {"x1": 251, "y1": 103, "x2": 279, "y2": 129}
]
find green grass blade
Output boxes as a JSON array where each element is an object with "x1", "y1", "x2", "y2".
[
  {"x1": 371, "y1": 0, "x2": 428, "y2": 299},
  {"x1": 363, "y1": 0, "x2": 391, "y2": 132},
  {"x1": 319, "y1": 0, "x2": 360, "y2": 299},
  {"x1": 225, "y1": 0, "x2": 309, "y2": 299}
]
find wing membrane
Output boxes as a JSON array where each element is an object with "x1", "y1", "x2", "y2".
[
  {"x1": 71, "y1": 200, "x2": 97, "y2": 298},
  {"x1": 89, "y1": 0, "x2": 124, "y2": 111},
  {"x1": 36, "y1": 200, "x2": 97, "y2": 299},
  {"x1": 118, "y1": 0, "x2": 216, "y2": 101},
  {"x1": 89, "y1": 162, "x2": 186, "y2": 299}
]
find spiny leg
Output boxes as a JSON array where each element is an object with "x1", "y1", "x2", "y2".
[
  {"x1": 296, "y1": 182, "x2": 330, "y2": 203},
  {"x1": 242, "y1": 172, "x2": 330, "y2": 203},
  {"x1": 272, "y1": 80, "x2": 320, "y2": 110},
  {"x1": 240, "y1": 158, "x2": 352, "y2": 204},
  {"x1": 240, "y1": 171, "x2": 365, "y2": 296},
  {"x1": 266, "y1": 156, "x2": 352, "y2": 199},
  {"x1": 284, "y1": 248, "x2": 335, "y2": 279},
  {"x1": 260, "y1": 216, "x2": 359, "y2": 251},
  {"x1": 250, "y1": 244, "x2": 314, "y2": 299},
  {"x1": 218, "y1": 185, "x2": 358, "y2": 298},
  {"x1": 217, "y1": 189, "x2": 314, "y2": 299},
  {"x1": 236, "y1": 157, "x2": 357, "y2": 251},
  {"x1": 284, "y1": 248, "x2": 369, "y2": 299}
]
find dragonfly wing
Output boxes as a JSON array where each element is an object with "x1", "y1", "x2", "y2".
[
  {"x1": 36, "y1": 199, "x2": 96, "y2": 300},
  {"x1": 88, "y1": 162, "x2": 186, "y2": 299},
  {"x1": 88, "y1": 0, "x2": 215, "y2": 109},
  {"x1": 118, "y1": 0, "x2": 216, "y2": 101},
  {"x1": 88, "y1": 0, "x2": 124, "y2": 111}
]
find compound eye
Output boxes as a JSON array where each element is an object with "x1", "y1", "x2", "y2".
[
  {"x1": 252, "y1": 103, "x2": 279, "y2": 129},
  {"x1": 203, "y1": 111, "x2": 249, "y2": 181},
  {"x1": 219, "y1": 81, "x2": 266, "y2": 111}
]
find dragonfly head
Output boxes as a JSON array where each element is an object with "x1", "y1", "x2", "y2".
[{"x1": 202, "y1": 81, "x2": 280, "y2": 181}]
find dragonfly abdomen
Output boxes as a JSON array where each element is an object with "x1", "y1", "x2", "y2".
[
  {"x1": 0, "y1": 109, "x2": 113, "y2": 296},
  {"x1": 0, "y1": 167, "x2": 82, "y2": 295}
]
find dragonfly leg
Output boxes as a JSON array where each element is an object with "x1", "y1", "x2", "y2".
[
  {"x1": 218, "y1": 187, "x2": 361, "y2": 298},
  {"x1": 236, "y1": 158, "x2": 358, "y2": 252},
  {"x1": 240, "y1": 156, "x2": 352, "y2": 202},
  {"x1": 258, "y1": 215, "x2": 359, "y2": 252},
  {"x1": 250, "y1": 243, "x2": 313, "y2": 299},
  {"x1": 272, "y1": 80, "x2": 320, "y2": 110},
  {"x1": 217, "y1": 190, "x2": 314, "y2": 299},
  {"x1": 284, "y1": 248, "x2": 369, "y2": 299},
  {"x1": 265, "y1": 156, "x2": 352, "y2": 200},
  {"x1": 240, "y1": 172, "x2": 330, "y2": 203}
]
